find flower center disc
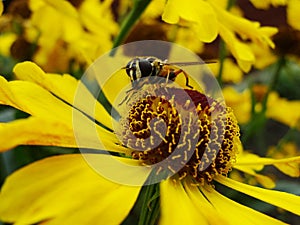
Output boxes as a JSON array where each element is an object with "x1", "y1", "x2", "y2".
[{"x1": 119, "y1": 87, "x2": 240, "y2": 185}]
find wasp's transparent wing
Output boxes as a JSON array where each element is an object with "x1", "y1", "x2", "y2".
[{"x1": 167, "y1": 60, "x2": 217, "y2": 67}]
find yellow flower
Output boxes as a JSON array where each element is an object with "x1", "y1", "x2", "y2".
[
  {"x1": 0, "y1": 1, "x2": 3, "y2": 16},
  {"x1": 208, "y1": 58, "x2": 243, "y2": 83},
  {"x1": 0, "y1": 33, "x2": 17, "y2": 57},
  {"x1": 222, "y1": 86, "x2": 252, "y2": 124},
  {"x1": 287, "y1": 0, "x2": 300, "y2": 31},
  {"x1": 161, "y1": 0, "x2": 278, "y2": 72},
  {"x1": 250, "y1": 0, "x2": 300, "y2": 32},
  {"x1": 250, "y1": 0, "x2": 287, "y2": 9},
  {"x1": 267, "y1": 92, "x2": 300, "y2": 129},
  {"x1": 23, "y1": 0, "x2": 118, "y2": 71},
  {"x1": 0, "y1": 61, "x2": 300, "y2": 225}
]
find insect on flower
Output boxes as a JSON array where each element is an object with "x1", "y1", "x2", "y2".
[{"x1": 119, "y1": 56, "x2": 216, "y2": 105}]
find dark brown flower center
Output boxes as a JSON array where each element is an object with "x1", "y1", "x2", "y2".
[{"x1": 119, "y1": 87, "x2": 240, "y2": 185}]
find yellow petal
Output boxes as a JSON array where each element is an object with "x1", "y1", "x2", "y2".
[
  {"x1": 250, "y1": 0, "x2": 287, "y2": 9},
  {"x1": 0, "y1": 116, "x2": 128, "y2": 154},
  {"x1": 43, "y1": 0, "x2": 78, "y2": 18},
  {"x1": 0, "y1": 154, "x2": 142, "y2": 225},
  {"x1": 0, "y1": 1, "x2": 3, "y2": 15},
  {"x1": 162, "y1": 0, "x2": 180, "y2": 24},
  {"x1": 160, "y1": 179, "x2": 208, "y2": 225},
  {"x1": 180, "y1": 1, "x2": 218, "y2": 42},
  {"x1": 162, "y1": 0, "x2": 218, "y2": 42},
  {"x1": 222, "y1": 86, "x2": 251, "y2": 124},
  {"x1": 184, "y1": 183, "x2": 230, "y2": 225},
  {"x1": 234, "y1": 165, "x2": 276, "y2": 189},
  {"x1": 13, "y1": 61, "x2": 113, "y2": 130},
  {"x1": 287, "y1": 0, "x2": 300, "y2": 31},
  {"x1": 266, "y1": 92, "x2": 300, "y2": 128},
  {"x1": 211, "y1": 2, "x2": 278, "y2": 48},
  {"x1": 0, "y1": 33, "x2": 17, "y2": 56},
  {"x1": 93, "y1": 65, "x2": 132, "y2": 107},
  {"x1": 202, "y1": 184, "x2": 287, "y2": 225},
  {"x1": 219, "y1": 24, "x2": 255, "y2": 72},
  {"x1": 236, "y1": 153, "x2": 300, "y2": 177},
  {"x1": 236, "y1": 152, "x2": 264, "y2": 171},
  {"x1": 0, "y1": 117, "x2": 77, "y2": 152},
  {"x1": 216, "y1": 176, "x2": 300, "y2": 216},
  {"x1": 0, "y1": 76, "x2": 129, "y2": 154},
  {"x1": 273, "y1": 162, "x2": 300, "y2": 178},
  {"x1": 30, "y1": 0, "x2": 82, "y2": 42},
  {"x1": 0, "y1": 76, "x2": 73, "y2": 122}
]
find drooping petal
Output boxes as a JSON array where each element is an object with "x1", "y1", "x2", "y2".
[
  {"x1": 218, "y1": 23, "x2": 255, "y2": 72},
  {"x1": 0, "y1": 154, "x2": 143, "y2": 225},
  {"x1": 236, "y1": 152, "x2": 300, "y2": 178},
  {"x1": 211, "y1": 1, "x2": 278, "y2": 48},
  {"x1": 233, "y1": 164, "x2": 276, "y2": 188},
  {"x1": 216, "y1": 176, "x2": 300, "y2": 216},
  {"x1": 202, "y1": 185, "x2": 287, "y2": 225},
  {"x1": 13, "y1": 62, "x2": 114, "y2": 130},
  {"x1": 159, "y1": 179, "x2": 209, "y2": 225}
]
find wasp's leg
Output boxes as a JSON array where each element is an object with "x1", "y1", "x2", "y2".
[
  {"x1": 118, "y1": 88, "x2": 135, "y2": 106},
  {"x1": 173, "y1": 69, "x2": 193, "y2": 89}
]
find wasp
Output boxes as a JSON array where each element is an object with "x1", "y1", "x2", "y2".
[{"x1": 120, "y1": 56, "x2": 215, "y2": 104}]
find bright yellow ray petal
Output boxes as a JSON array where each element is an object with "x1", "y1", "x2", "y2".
[
  {"x1": 0, "y1": 76, "x2": 129, "y2": 153},
  {"x1": 184, "y1": 182, "x2": 230, "y2": 225},
  {"x1": 216, "y1": 176, "x2": 300, "y2": 216},
  {"x1": 13, "y1": 62, "x2": 114, "y2": 130},
  {"x1": 0, "y1": 76, "x2": 73, "y2": 122},
  {"x1": 96, "y1": 68, "x2": 131, "y2": 107},
  {"x1": 0, "y1": 154, "x2": 142, "y2": 225},
  {"x1": 160, "y1": 179, "x2": 208, "y2": 225},
  {"x1": 0, "y1": 117, "x2": 77, "y2": 152},
  {"x1": 202, "y1": 185, "x2": 287, "y2": 225},
  {"x1": 0, "y1": 115, "x2": 129, "y2": 154},
  {"x1": 0, "y1": 117, "x2": 129, "y2": 154}
]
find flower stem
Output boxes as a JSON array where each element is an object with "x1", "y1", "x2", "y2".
[
  {"x1": 138, "y1": 183, "x2": 160, "y2": 225},
  {"x1": 216, "y1": 0, "x2": 235, "y2": 86},
  {"x1": 110, "y1": 0, "x2": 151, "y2": 56},
  {"x1": 217, "y1": 40, "x2": 226, "y2": 87},
  {"x1": 242, "y1": 57, "x2": 286, "y2": 143},
  {"x1": 261, "y1": 57, "x2": 286, "y2": 113}
]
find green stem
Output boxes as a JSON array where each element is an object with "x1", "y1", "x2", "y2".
[
  {"x1": 216, "y1": 0, "x2": 235, "y2": 86},
  {"x1": 217, "y1": 40, "x2": 226, "y2": 86},
  {"x1": 110, "y1": 0, "x2": 152, "y2": 56},
  {"x1": 138, "y1": 183, "x2": 160, "y2": 225},
  {"x1": 242, "y1": 57, "x2": 286, "y2": 143},
  {"x1": 261, "y1": 57, "x2": 285, "y2": 113}
]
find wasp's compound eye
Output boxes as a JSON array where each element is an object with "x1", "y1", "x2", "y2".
[{"x1": 125, "y1": 60, "x2": 137, "y2": 80}]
